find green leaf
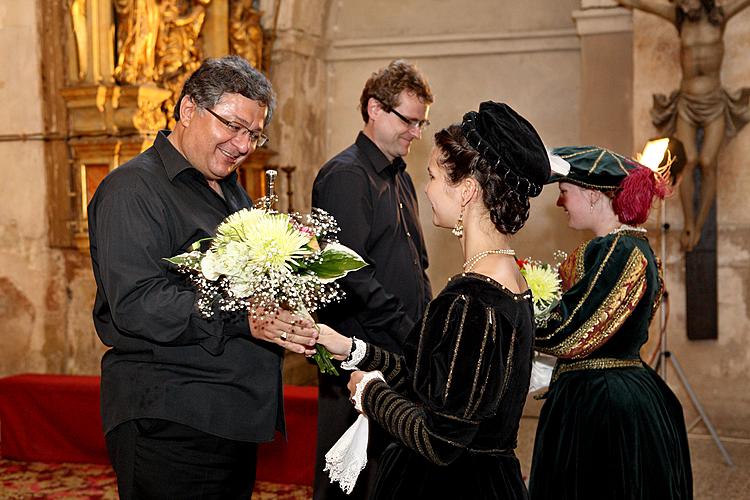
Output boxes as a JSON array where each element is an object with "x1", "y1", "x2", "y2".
[
  {"x1": 304, "y1": 243, "x2": 367, "y2": 280},
  {"x1": 163, "y1": 251, "x2": 202, "y2": 268}
]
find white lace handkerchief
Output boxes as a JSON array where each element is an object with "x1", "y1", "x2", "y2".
[
  {"x1": 529, "y1": 352, "x2": 556, "y2": 393},
  {"x1": 324, "y1": 414, "x2": 369, "y2": 495}
]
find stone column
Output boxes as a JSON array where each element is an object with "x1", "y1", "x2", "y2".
[
  {"x1": 573, "y1": 0, "x2": 634, "y2": 155},
  {"x1": 263, "y1": 0, "x2": 329, "y2": 212}
]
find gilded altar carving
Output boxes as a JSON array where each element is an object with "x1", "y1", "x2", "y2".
[
  {"x1": 156, "y1": 0, "x2": 212, "y2": 125},
  {"x1": 229, "y1": 0, "x2": 265, "y2": 70},
  {"x1": 52, "y1": 0, "x2": 277, "y2": 248},
  {"x1": 113, "y1": 0, "x2": 161, "y2": 85},
  {"x1": 68, "y1": 0, "x2": 88, "y2": 81},
  {"x1": 109, "y1": 0, "x2": 214, "y2": 124}
]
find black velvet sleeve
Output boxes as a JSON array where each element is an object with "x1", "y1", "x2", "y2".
[{"x1": 360, "y1": 292, "x2": 515, "y2": 465}]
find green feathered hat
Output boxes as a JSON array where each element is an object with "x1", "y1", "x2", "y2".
[{"x1": 548, "y1": 145, "x2": 642, "y2": 191}]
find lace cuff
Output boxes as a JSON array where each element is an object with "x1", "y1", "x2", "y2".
[
  {"x1": 352, "y1": 370, "x2": 384, "y2": 413},
  {"x1": 341, "y1": 337, "x2": 367, "y2": 371}
]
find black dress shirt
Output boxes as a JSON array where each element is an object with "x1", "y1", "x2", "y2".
[
  {"x1": 312, "y1": 132, "x2": 432, "y2": 354},
  {"x1": 88, "y1": 131, "x2": 284, "y2": 442}
]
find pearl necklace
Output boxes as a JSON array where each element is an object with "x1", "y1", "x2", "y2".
[{"x1": 463, "y1": 248, "x2": 516, "y2": 272}]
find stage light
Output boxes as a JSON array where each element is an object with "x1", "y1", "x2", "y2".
[{"x1": 638, "y1": 137, "x2": 670, "y2": 171}]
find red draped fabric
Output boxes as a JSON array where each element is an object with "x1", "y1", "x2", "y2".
[{"x1": 0, "y1": 374, "x2": 317, "y2": 485}]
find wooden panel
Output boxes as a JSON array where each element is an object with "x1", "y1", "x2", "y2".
[{"x1": 686, "y1": 170, "x2": 718, "y2": 340}]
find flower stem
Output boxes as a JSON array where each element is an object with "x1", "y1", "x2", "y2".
[
  {"x1": 312, "y1": 344, "x2": 339, "y2": 375},
  {"x1": 295, "y1": 307, "x2": 339, "y2": 376}
]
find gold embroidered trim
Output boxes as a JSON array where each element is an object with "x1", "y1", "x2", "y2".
[
  {"x1": 432, "y1": 409, "x2": 479, "y2": 424},
  {"x1": 444, "y1": 295, "x2": 469, "y2": 402},
  {"x1": 413, "y1": 300, "x2": 433, "y2": 391},
  {"x1": 551, "y1": 357, "x2": 643, "y2": 383},
  {"x1": 544, "y1": 246, "x2": 648, "y2": 358},
  {"x1": 466, "y1": 306, "x2": 492, "y2": 418},
  {"x1": 650, "y1": 256, "x2": 664, "y2": 323},
  {"x1": 560, "y1": 147, "x2": 629, "y2": 175},
  {"x1": 574, "y1": 243, "x2": 586, "y2": 283},
  {"x1": 537, "y1": 235, "x2": 622, "y2": 341},
  {"x1": 497, "y1": 325, "x2": 517, "y2": 405},
  {"x1": 469, "y1": 308, "x2": 497, "y2": 417}
]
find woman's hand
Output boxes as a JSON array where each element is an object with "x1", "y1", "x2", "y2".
[
  {"x1": 347, "y1": 370, "x2": 366, "y2": 399},
  {"x1": 316, "y1": 324, "x2": 353, "y2": 360}
]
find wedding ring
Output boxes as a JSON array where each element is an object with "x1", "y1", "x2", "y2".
[{"x1": 280, "y1": 331, "x2": 288, "y2": 341}]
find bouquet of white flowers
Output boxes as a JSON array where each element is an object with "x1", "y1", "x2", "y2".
[
  {"x1": 165, "y1": 206, "x2": 366, "y2": 375},
  {"x1": 516, "y1": 251, "x2": 566, "y2": 328}
]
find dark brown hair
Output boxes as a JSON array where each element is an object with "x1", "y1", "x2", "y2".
[
  {"x1": 359, "y1": 60, "x2": 433, "y2": 123},
  {"x1": 434, "y1": 125, "x2": 530, "y2": 235}
]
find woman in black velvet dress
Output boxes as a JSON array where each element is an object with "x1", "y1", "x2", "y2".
[{"x1": 318, "y1": 101, "x2": 551, "y2": 499}]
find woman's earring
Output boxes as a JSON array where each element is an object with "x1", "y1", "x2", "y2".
[
  {"x1": 589, "y1": 200, "x2": 595, "y2": 213},
  {"x1": 452, "y1": 209, "x2": 464, "y2": 238}
]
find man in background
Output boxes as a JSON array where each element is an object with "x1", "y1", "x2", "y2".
[{"x1": 312, "y1": 59, "x2": 434, "y2": 499}]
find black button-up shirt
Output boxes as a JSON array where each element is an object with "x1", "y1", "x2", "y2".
[
  {"x1": 88, "y1": 131, "x2": 284, "y2": 442},
  {"x1": 312, "y1": 132, "x2": 432, "y2": 354}
]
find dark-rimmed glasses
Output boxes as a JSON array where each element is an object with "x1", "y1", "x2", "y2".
[
  {"x1": 380, "y1": 101, "x2": 430, "y2": 131},
  {"x1": 204, "y1": 107, "x2": 269, "y2": 147}
]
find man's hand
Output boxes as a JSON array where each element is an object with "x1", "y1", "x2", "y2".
[{"x1": 249, "y1": 309, "x2": 318, "y2": 355}]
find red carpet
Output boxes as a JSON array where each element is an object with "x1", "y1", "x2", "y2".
[
  {"x1": 0, "y1": 455, "x2": 312, "y2": 499},
  {"x1": 0, "y1": 374, "x2": 319, "y2": 497},
  {"x1": 0, "y1": 375, "x2": 318, "y2": 487}
]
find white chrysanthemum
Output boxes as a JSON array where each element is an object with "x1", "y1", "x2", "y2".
[
  {"x1": 242, "y1": 212, "x2": 311, "y2": 269},
  {"x1": 214, "y1": 208, "x2": 266, "y2": 245},
  {"x1": 521, "y1": 263, "x2": 561, "y2": 306},
  {"x1": 200, "y1": 250, "x2": 223, "y2": 281}
]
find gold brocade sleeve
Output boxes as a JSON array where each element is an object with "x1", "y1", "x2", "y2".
[
  {"x1": 360, "y1": 292, "x2": 515, "y2": 465},
  {"x1": 536, "y1": 235, "x2": 649, "y2": 359},
  {"x1": 558, "y1": 241, "x2": 587, "y2": 292}
]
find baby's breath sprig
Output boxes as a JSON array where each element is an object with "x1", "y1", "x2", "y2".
[{"x1": 165, "y1": 207, "x2": 366, "y2": 375}]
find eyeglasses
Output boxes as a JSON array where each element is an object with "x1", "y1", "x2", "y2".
[
  {"x1": 204, "y1": 107, "x2": 269, "y2": 147},
  {"x1": 381, "y1": 102, "x2": 430, "y2": 131}
]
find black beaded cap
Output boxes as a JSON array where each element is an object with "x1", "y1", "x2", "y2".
[{"x1": 461, "y1": 101, "x2": 551, "y2": 197}]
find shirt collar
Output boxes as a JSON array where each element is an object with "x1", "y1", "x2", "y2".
[
  {"x1": 155, "y1": 130, "x2": 194, "y2": 181},
  {"x1": 155, "y1": 129, "x2": 240, "y2": 184},
  {"x1": 355, "y1": 131, "x2": 406, "y2": 175}
]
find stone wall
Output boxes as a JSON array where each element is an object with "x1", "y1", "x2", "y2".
[
  {"x1": 631, "y1": 6, "x2": 750, "y2": 438},
  {"x1": 324, "y1": 0, "x2": 583, "y2": 290}
]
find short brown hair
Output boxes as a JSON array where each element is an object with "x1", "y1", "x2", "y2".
[{"x1": 359, "y1": 60, "x2": 433, "y2": 123}]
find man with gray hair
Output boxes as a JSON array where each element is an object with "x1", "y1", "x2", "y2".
[{"x1": 89, "y1": 55, "x2": 317, "y2": 499}]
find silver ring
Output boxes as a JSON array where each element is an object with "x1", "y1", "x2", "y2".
[{"x1": 280, "y1": 331, "x2": 288, "y2": 341}]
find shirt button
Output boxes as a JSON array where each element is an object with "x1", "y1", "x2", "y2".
[
  {"x1": 406, "y1": 231, "x2": 411, "y2": 237},
  {"x1": 399, "y1": 202, "x2": 403, "y2": 209}
]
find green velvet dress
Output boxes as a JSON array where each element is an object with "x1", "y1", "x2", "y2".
[
  {"x1": 356, "y1": 274, "x2": 534, "y2": 499},
  {"x1": 529, "y1": 230, "x2": 692, "y2": 499}
]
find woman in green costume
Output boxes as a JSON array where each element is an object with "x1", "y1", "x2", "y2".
[{"x1": 529, "y1": 146, "x2": 692, "y2": 500}]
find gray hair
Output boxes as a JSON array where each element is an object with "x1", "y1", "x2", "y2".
[{"x1": 174, "y1": 55, "x2": 276, "y2": 124}]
